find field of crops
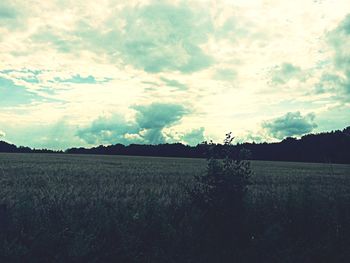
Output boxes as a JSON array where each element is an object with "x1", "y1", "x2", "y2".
[
  {"x1": 1, "y1": 153, "x2": 349, "y2": 208},
  {"x1": 0, "y1": 153, "x2": 350, "y2": 262}
]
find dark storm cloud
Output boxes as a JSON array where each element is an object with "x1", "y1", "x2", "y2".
[{"x1": 262, "y1": 111, "x2": 317, "y2": 140}]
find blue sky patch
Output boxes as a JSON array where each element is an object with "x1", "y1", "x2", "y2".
[
  {"x1": 0, "y1": 77, "x2": 42, "y2": 107},
  {"x1": 53, "y1": 74, "x2": 111, "y2": 84}
]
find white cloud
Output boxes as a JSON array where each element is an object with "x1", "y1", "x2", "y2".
[{"x1": 0, "y1": 0, "x2": 350, "y2": 148}]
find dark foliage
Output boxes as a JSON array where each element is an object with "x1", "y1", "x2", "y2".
[
  {"x1": 0, "y1": 141, "x2": 60, "y2": 154},
  {"x1": 188, "y1": 133, "x2": 252, "y2": 262},
  {"x1": 65, "y1": 126, "x2": 350, "y2": 164},
  {"x1": 1, "y1": 126, "x2": 350, "y2": 163}
]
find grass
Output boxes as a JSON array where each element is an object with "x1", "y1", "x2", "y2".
[{"x1": 0, "y1": 153, "x2": 350, "y2": 262}]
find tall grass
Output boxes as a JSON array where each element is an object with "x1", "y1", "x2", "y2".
[{"x1": 0, "y1": 153, "x2": 349, "y2": 262}]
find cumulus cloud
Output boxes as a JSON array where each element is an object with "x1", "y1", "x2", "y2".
[
  {"x1": 78, "y1": 103, "x2": 190, "y2": 145},
  {"x1": 118, "y1": 2, "x2": 213, "y2": 73},
  {"x1": 1, "y1": 0, "x2": 349, "y2": 149},
  {"x1": 133, "y1": 103, "x2": 189, "y2": 144},
  {"x1": 76, "y1": 114, "x2": 140, "y2": 145},
  {"x1": 0, "y1": 1, "x2": 17, "y2": 19},
  {"x1": 0, "y1": 1, "x2": 36, "y2": 33},
  {"x1": 27, "y1": 2, "x2": 214, "y2": 73},
  {"x1": 0, "y1": 69, "x2": 42, "y2": 83},
  {"x1": 314, "y1": 73, "x2": 342, "y2": 94},
  {"x1": 133, "y1": 103, "x2": 188, "y2": 129},
  {"x1": 328, "y1": 14, "x2": 350, "y2": 71},
  {"x1": 235, "y1": 132, "x2": 266, "y2": 144},
  {"x1": 0, "y1": 130, "x2": 5, "y2": 138},
  {"x1": 31, "y1": 120, "x2": 83, "y2": 150},
  {"x1": 180, "y1": 127, "x2": 205, "y2": 146},
  {"x1": 160, "y1": 77, "x2": 187, "y2": 91},
  {"x1": 270, "y1": 63, "x2": 305, "y2": 84},
  {"x1": 0, "y1": 1, "x2": 20, "y2": 29},
  {"x1": 262, "y1": 111, "x2": 317, "y2": 140},
  {"x1": 322, "y1": 15, "x2": 350, "y2": 98},
  {"x1": 54, "y1": 74, "x2": 97, "y2": 84}
]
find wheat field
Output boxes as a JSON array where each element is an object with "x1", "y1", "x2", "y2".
[{"x1": 0, "y1": 153, "x2": 350, "y2": 262}]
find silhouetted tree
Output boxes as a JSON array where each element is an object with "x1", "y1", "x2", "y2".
[{"x1": 1, "y1": 126, "x2": 350, "y2": 163}]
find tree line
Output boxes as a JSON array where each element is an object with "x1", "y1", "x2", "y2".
[{"x1": 1, "y1": 126, "x2": 349, "y2": 164}]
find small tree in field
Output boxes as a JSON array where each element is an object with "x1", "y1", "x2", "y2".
[{"x1": 189, "y1": 133, "x2": 252, "y2": 261}]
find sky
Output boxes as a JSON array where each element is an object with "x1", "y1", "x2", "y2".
[{"x1": 0, "y1": 0, "x2": 350, "y2": 150}]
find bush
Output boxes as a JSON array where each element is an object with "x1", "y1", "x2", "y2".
[{"x1": 188, "y1": 133, "x2": 252, "y2": 262}]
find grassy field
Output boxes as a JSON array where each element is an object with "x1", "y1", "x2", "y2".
[
  {"x1": 0, "y1": 153, "x2": 350, "y2": 262},
  {"x1": 1, "y1": 153, "x2": 349, "y2": 206}
]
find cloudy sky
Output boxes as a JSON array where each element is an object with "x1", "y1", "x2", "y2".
[{"x1": 0, "y1": 0, "x2": 349, "y2": 149}]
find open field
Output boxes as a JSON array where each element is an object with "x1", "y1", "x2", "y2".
[
  {"x1": 1, "y1": 153, "x2": 349, "y2": 204},
  {"x1": 0, "y1": 153, "x2": 350, "y2": 262},
  {"x1": 1, "y1": 152, "x2": 349, "y2": 189}
]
